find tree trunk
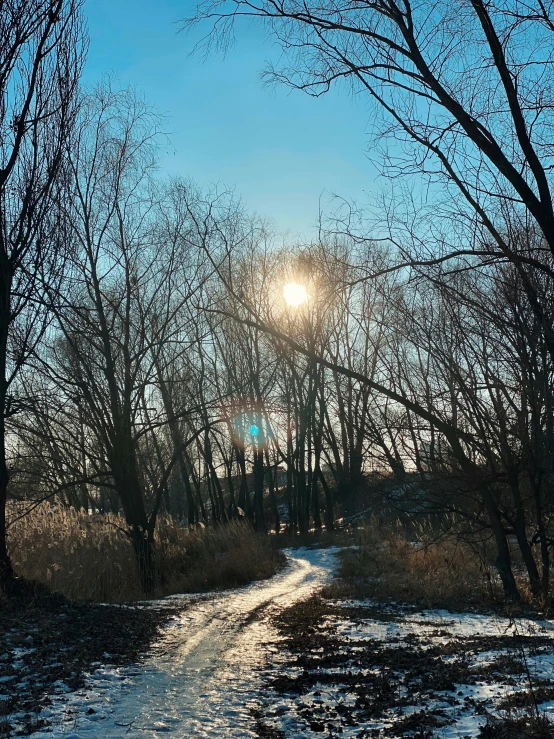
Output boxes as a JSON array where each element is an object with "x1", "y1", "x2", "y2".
[
  {"x1": 508, "y1": 474, "x2": 540, "y2": 597},
  {"x1": 156, "y1": 372, "x2": 197, "y2": 524},
  {"x1": 449, "y1": 436, "x2": 520, "y2": 601},
  {"x1": 0, "y1": 262, "x2": 14, "y2": 590},
  {"x1": 320, "y1": 469, "x2": 334, "y2": 531},
  {"x1": 110, "y1": 442, "x2": 156, "y2": 593},
  {"x1": 485, "y1": 498, "x2": 520, "y2": 601},
  {"x1": 311, "y1": 463, "x2": 322, "y2": 530},
  {"x1": 513, "y1": 515, "x2": 540, "y2": 598},
  {"x1": 180, "y1": 455, "x2": 198, "y2": 525},
  {"x1": 130, "y1": 524, "x2": 155, "y2": 594},
  {"x1": 286, "y1": 418, "x2": 296, "y2": 532},
  {"x1": 265, "y1": 450, "x2": 280, "y2": 533},
  {"x1": 236, "y1": 445, "x2": 252, "y2": 518},
  {"x1": 0, "y1": 420, "x2": 13, "y2": 589},
  {"x1": 532, "y1": 478, "x2": 550, "y2": 601},
  {"x1": 183, "y1": 447, "x2": 207, "y2": 523},
  {"x1": 253, "y1": 447, "x2": 266, "y2": 531},
  {"x1": 226, "y1": 454, "x2": 238, "y2": 518}
]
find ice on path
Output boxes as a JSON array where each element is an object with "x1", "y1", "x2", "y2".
[{"x1": 30, "y1": 547, "x2": 339, "y2": 738}]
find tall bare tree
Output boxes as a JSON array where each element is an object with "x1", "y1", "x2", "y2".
[{"x1": 0, "y1": 0, "x2": 85, "y2": 588}]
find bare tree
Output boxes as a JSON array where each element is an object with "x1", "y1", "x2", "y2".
[
  {"x1": 43, "y1": 86, "x2": 210, "y2": 589},
  {"x1": 184, "y1": 0, "x2": 554, "y2": 599},
  {"x1": 0, "y1": 0, "x2": 86, "y2": 588}
]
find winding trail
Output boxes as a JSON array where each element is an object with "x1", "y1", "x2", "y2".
[{"x1": 37, "y1": 547, "x2": 338, "y2": 738}]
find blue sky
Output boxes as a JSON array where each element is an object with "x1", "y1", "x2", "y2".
[{"x1": 83, "y1": 0, "x2": 379, "y2": 239}]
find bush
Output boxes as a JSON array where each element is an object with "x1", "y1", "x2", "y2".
[
  {"x1": 6, "y1": 502, "x2": 282, "y2": 603},
  {"x1": 155, "y1": 516, "x2": 282, "y2": 594}
]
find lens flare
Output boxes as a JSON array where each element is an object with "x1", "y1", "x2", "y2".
[{"x1": 283, "y1": 282, "x2": 308, "y2": 307}]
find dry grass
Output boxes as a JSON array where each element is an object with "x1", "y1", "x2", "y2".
[
  {"x1": 324, "y1": 518, "x2": 502, "y2": 609},
  {"x1": 155, "y1": 515, "x2": 282, "y2": 595},
  {"x1": 6, "y1": 502, "x2": 282, "y2": 603},
  {"x1": 479, "y1": 714, "x2": 554, "y2": 738}
]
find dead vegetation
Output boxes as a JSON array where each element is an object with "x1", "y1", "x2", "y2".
[
  {"x1": 478, "y1": 714, "x2": 554, "y2": 739},
  {"x1": 256, "y1": 594, "x2": 554, "y2": 738},
  {"x1": 6, "y1": 502, "x2": 282, "y2": 602},
  {"x1": 323, "y1": 519, "x2": 504, "y2": 610},
  {"x1": 0, "y1": 580, "x2": 183, "y2": 738}
]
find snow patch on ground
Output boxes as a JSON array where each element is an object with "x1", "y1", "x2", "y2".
[
  {"x1": 260, "y1": 597, "x2": 554, "y2": 738},
  {"x1": 11, "y1": 547, "x2": 554, "y2": 738},
  {"x1": 18, "y1": 547, "x2": 339, "y2": 738}
]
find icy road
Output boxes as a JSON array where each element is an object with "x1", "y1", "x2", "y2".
[{"x1": 32, "y1": 547, "x2": 339, "y2": 738}]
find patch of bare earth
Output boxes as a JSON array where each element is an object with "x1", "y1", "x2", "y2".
[{"x1": 254, "y1": 595, "x2": 554, "y2": 739}]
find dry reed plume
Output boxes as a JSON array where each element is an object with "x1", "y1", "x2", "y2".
[
  {"x1": 325, "y1": 518, "x2": 501, "y2": 609},
  {"x1": 6, "y1": 502, "x2": 281, "y2": 603}
]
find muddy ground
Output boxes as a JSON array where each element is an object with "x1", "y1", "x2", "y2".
[
  {"x1": 254, "y1": 596, "x2": 554, "y2": 739},
  {"x1": 3, "y1": 557, "x2": 554, "y2": 739}
]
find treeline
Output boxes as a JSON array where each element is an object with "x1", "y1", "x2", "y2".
[
  {"x1": 7, "y1": 82, "x2": 554, "y2": 602},
  {"x1": 3, "y1": 0, "x2": 554, "y2": 604}
]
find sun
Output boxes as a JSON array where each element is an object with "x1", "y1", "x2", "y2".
[{"x1": 283, "y1": 282, "x2": 308, "y2": 307}]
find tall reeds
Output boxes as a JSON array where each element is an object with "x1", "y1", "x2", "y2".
[{"x1": 6, "y1": 502, "x2": 280, "y2": 602}]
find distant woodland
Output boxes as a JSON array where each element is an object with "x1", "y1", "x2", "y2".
[{"x1": 3, "y1": 0, "x2": 554, "y2": 605}]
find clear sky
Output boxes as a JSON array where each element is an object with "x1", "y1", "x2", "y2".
[{"x1": 83, "y1": 0, "x2": 379, "y2": 240}]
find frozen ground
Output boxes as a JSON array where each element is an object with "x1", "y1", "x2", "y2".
[
  {"x1": 260, "y1": 596, "x2": 554, "y2": 738},
  {"x1": 6, "y1": 547, "x2": 554, "y2": 738},
  {"x1": 17, "y1": 547, "x2": 339, "y2": 738}
]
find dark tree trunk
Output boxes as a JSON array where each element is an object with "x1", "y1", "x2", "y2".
[
  {"x1": 236, "y1": 445, "x2": 251, "y2": 518},
  {"x1": 130, "y1": 524, "x2": 155, "y2": 594},
  {"x1": 535, "y1": 489, "x2": 550, "y2": 601},
  {"x1": 531, "y1": 469, "x2": 550, "y2": 601},
  {"x1": 296, "y1": 404, "x2": 309, "y2": 533},
  {"x1": 110, "y1": 439, "x2": 156, "y2": 593},
  {"x1": 253, "y1": 447, "x2": 266, "y2": 531},
  {"x1": 450, "y1": 438, "x2": 520, "y2": 601},
  {"x1": 181, "y1": 457, "x2": 198, "y2": 525},
  {"x1": 226, "y1": 452, "x2": 238, "y2": 518},
  {"x1": 157, "y1": 373, "x2": 198, "y2": 525},
  {"x1": 295, "y1": 463, "x2": 308, "y2": 533},
  {"x1": 0, "y1": 263, "x2": 14, "y2": 590},
  {"x1": 319, "y1": 469, "x2": 334, "y2": 531},
  {"x1": 203, "y1": 432, "x2": 227, "y2": 524},
  {"x1": 311, "y1": 465, "x2": 322, "y2": 530},
  {"x1": 508, "y1": 474, "x2": 540, "y2": 597},
  {"x1": 513, "y1": 514, "x2": 540, "y2": 598},
  {"x1": 183, "y1": 447, "x2": 207, "y2": 523},
  {"x1": 207, "y1": 473, "x2": 219, "y2": 523},
  {"x1": 286, "y1": 419, "x2": 296, "y2": 532},
  {"x1": 265, "y1": 449, "x2": 280, "y2": 533},
  {"x1": 0, "y1": 425, "x2": 13, "y2": 589},
  {"x1": 485, "y1": 497, "x2": 520, "y2": 601}
]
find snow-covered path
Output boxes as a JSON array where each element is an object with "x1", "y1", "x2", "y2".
[{"x1": 33, "y1": 547, "x2": 339, "y2": 738}]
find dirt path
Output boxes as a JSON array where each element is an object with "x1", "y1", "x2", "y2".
[{"x1": 25, "y1": 547, "x2": 339, "y2": 738}]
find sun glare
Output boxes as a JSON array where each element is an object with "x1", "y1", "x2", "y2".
[{"x1": 283, "y1": 282, "x2": 308, "y2": 307}]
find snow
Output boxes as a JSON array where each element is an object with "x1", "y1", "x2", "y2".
[
  {"x1": 11, "y1": 546, "x2": 554, "y2": 738},
  {"x1": 262, "y1": 597, "x2": 554, "y2": 738},
  {"x1": 328, "y1": 601, "x2": 554, "y2": 644},
  {"x1": 20, "y1": 547, "x2": 339, "y2": 738}
]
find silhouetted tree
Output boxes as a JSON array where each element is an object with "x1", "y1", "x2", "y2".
[{"x1": 0, "y1": 0, "x2": 86, "y2": 589}]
